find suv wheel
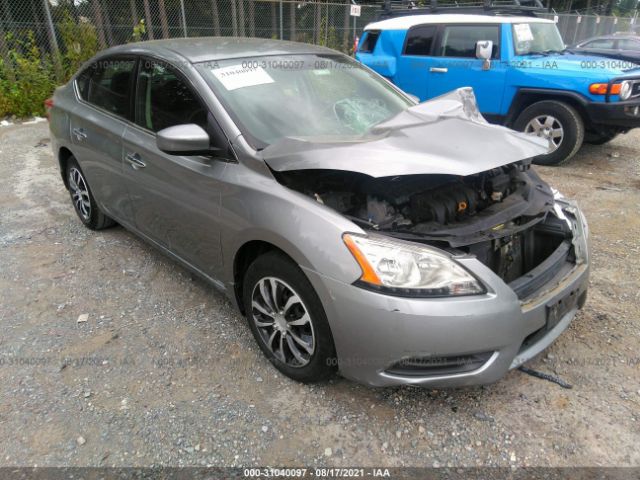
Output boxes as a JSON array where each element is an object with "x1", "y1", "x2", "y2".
[
  {"x1": 513, "y1": 100, "x2": 584, "y2": 166},
  {"x1": 66, "y1": 157, "x2": 116, "y2": 230},
  {"x1": 243, "y1": 251, "x2": 336, "y2": 383}
]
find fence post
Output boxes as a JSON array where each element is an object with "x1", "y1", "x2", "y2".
[
  {"x1": 180, "y1": 0, "x2": 188, "y2": 38},
  {"x1": 42, "y1": 0, "x2": 63, "y2": 81},
  {"x1": 0, "y1": 17, "x2": 16, "y2": 83},
  {"x1": 279, "y1": 1, "x2": 283, "y2": 40}
]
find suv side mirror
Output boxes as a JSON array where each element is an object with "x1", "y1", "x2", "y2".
[
  {"x1": 157, "y1": 124, "x2": 212, "y2": 155},
  {"x1": 476, "y1": 40, "x2": 493, "y2": 70}
]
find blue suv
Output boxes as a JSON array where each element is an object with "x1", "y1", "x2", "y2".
[{"x1": 356, "y1": 12, "x2": 640, "y2": 165}]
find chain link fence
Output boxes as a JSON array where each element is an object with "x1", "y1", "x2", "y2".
[{"x1": 0, "y1": 1, "x2": 380, "y2": 73}]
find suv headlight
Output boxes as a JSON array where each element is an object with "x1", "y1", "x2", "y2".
[
  {"x1": 620, "y1": 80, "x2": 632, "y2": 100},
  {"x1": 343, "y1": 233, "x2": 485, "y2": 297}
]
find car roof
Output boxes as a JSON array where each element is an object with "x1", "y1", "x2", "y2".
[
  {"x1": 364, "y1": 14, "x2": 554, "y2": 31},
  {"x1": 101, "y1": 37, "x2": 339, "y2": 64}
]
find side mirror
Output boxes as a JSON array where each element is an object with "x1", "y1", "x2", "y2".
[
  {"x1": 156, "y1": 124, "x2": 211, "y2": 155},
  {"x1": 475, "y1": 40, "x2": 493, "y2": 70}
]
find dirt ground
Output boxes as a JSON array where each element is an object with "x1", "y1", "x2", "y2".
[{"x1": 0, "y1": 121, "x2": 638, "y2": 468}]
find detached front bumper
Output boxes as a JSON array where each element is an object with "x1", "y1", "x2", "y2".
[{"x1": 304, "y1": 202, "x2": 589, "y2": 388}]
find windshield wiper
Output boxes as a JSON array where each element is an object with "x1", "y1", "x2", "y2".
[
  {"x1": 541, "y1": 49, "x2": 569, "y2": 55},
  {"x1": 521, "y1": 49, "x2": 568, "y2": 56}
]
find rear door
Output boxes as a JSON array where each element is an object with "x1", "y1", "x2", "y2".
[
  {"x1": 396, "y1": 24, "x2": 439, "y2": 101},
  {"x1": 121, "y1": 58, "x2": 229, "y2": 278},
  {"x1": 71, "y1": 56, "x2": 136, "y2": 221},
  {"x1": 427, "y1": 24, "x2": 507, "y2": 115}
]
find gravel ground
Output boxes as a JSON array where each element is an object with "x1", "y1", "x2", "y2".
[{"x1": 0, "y1": 122, "x2": 638, "y2": 468}]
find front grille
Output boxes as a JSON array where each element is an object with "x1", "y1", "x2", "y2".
[
  {"x1": 385, "y1": 352, "x2": 494, "y2": 377},
  {"x1": 631, "y1": 80, "x2": 640, "y2": 99}
]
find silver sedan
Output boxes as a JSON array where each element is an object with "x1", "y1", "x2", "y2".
[{"x1": 48, "y1": 38, "x2": 589, "y2": 387}]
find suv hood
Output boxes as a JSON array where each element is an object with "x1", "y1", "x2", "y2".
[
  {"x1": 261, "y1": 88, "x2": 549, "y2": 178},
  {"x1": 514, "y1": 53, "x2": 640, "y2": 75}
]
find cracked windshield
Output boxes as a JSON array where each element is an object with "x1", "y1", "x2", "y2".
[{"x1": 198, "y1": 54, "x2": 412, "y2": 147}]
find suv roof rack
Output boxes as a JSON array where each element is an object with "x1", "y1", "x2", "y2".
[{"x1": 379, "y1": 0, "x2": 548, "y2": 19}]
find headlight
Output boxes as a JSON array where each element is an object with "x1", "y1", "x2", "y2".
[
  {"x1": 620, "y1": 80, "x2": 632, "y2": 100},
  {"x1": 343, "y1": 233, "x2": 485, "y2": 297}
]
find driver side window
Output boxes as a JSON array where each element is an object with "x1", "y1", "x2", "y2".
[{"x1": 135, "y1": 59, "x2": 208, "y2": 132}]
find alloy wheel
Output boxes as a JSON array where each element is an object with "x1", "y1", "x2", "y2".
[
  {"x1": 524, "y1": 115, "x2": 564, "y2": 152},
  {"x1": 69, "y1": 167, "x2": 91, "y2": 220},
  {"x1": 250, "y1": 277, "x2": 315, "y2": 368}
]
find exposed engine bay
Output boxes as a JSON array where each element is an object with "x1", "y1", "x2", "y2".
[{"x1": 275, "y1": 162, "x2": 576, "y2": 293}]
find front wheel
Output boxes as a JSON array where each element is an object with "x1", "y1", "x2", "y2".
[
  {"x1": 513, "y1": 100, "x2": 584, "y2": 166},
  {"x1": 242, "y1": 251, "x2": 336, "y2": 383}
]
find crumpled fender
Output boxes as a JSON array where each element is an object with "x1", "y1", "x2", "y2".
[{"x1": 262, "y1": 88, "x2": 550, "y2": 178}]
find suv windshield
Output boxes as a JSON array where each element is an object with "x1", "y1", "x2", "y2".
[
  {"x1": 197, "y1": 54, "x2": 412, "y2": 148},
  {"x1": 513, "y1": 23, "x2": 565, "y2": 55}
]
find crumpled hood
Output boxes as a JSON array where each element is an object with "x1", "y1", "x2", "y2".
[{"x1": 261, "y1": 88, "x2": 549, "y2": 178}]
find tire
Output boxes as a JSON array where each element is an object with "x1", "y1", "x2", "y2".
[
  {"x1": 584, "y1": 131, "x2": 618, "y2": 145},
  {"x1": 242, "y1": 251, "x2": 336, "y2": 383},
  {"x1": 65, "y1": 156, "x2": 116, "y2": 230},
  {"x1": 513, "y1": 100, "x2": 584, "y2": 166}
]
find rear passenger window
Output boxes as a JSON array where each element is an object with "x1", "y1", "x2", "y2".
[
  {"x1": 439, "y1": 25, "x2": 500, "y2": 58},
  {"x1": 76, "y1": 58, "x2": 135, "y2": 118},
  {"x1": 135, "y1": 60, "x2": 208, "y2": 133},
  {"x1": 359, "y1": 31, "x2": 380, "y2": 53},
  {"x1": 404, "y1": 25, "x2": 437, "y2": 56}
]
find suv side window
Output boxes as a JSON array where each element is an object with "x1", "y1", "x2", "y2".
[
  {"x1": 135, "y1": 59, "x2": 208, "y2": 133},
  {"x1": 76, "y1": 58, "x2": 136, "y2": 118},
  {"x1": 404, "y1": 25, "x2": 438, "y2": 56},
  {"x1": 439, "y1": 25, "x2": 500, "y2": 58},
  {"x1": 359, "y1": 31, "x2": 380, "y2": 53}
]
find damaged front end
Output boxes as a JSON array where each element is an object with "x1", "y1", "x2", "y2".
[{"x1": 263, "y1": 89, "x2": 585, "y2": 302}]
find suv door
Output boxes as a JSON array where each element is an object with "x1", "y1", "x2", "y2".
[
  {"x1": 72, "y1": 56, "x2": 136, "y2": 221},
  {"x1": 122, "y1": 58, "x2": 230, "y2": 278},
  {"x1": 427, "y1": 24, "x2": 507, "y2": 115},
  {"x1": 396, "y1": 25, "x2": 439, "y2": 101}
]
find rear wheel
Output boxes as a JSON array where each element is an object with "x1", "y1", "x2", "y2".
[
  {"x1": 242, "y1": 251, "x2": 336, "y2": 383},
  {"x1": 513, "y1": 100, "x2": 584, "y2": 166},
  {"x1": 66, "y1": 157, "x2": 115, "y2": 230}
]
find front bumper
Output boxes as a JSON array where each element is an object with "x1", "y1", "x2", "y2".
[
  {"x1": 304, "y1": 203, "x2": 589, "y2": 388},
  {"x1": 585, "y1": 99, "x2": 640, "y2": 128}
]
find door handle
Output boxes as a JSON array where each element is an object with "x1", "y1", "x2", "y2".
[
  {"x1": 125, "y1": 152, "x2": 146, "y2": 170},
  {"x1": 429, "y1": 67, "x2": 448, "y2": 73},
  {"x1": 72, "y1": 128, "x2": 87, "y2": 140}
]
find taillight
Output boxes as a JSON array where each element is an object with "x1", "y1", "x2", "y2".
[{"x1": 44, "y1": 97, "x2": 54, "y2": 120}]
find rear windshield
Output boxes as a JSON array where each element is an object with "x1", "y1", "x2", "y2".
[{"x1": 197, "y1": 54, "x2": 412, "y2": 148}]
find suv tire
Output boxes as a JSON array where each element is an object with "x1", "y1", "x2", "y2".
[
  {"x1": 243, "y1": 251, "x2": 337, "y2": 383},
  {"x1": 513, "y1": 100, "x2": 584, "y2": 166},
  {"x1": 65, "y1": 156, "x2": 116, "y2": 230}
]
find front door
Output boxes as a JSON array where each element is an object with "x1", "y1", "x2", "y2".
[
  {"x1": 122, "y1": 58, "x2": 229, "y2": 278},
  {"x1": 427, "y1": 24, "x2": 507, "y2": 115}
]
